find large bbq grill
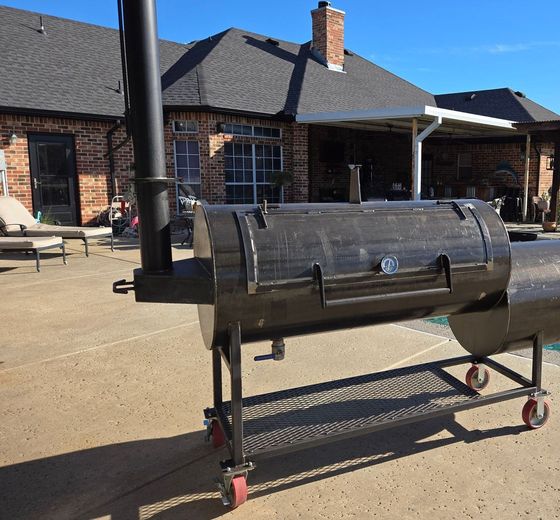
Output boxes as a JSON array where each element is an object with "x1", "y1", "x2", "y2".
[{"x1": 115, "y1": 0, "x2": 554, "y2": 509}]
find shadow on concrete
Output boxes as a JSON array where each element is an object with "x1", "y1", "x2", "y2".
[{"x1": 0, "y1": 415, "x2": 527, "y2": 520}]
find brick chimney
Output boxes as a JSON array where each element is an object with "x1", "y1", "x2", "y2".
[{"x1": 311, "y1": 1, "x2": 345, "y2": 72}]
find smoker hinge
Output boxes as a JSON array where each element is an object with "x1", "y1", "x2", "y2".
[
  {"x1": 113, "y1": 279, "x2": 135, "y2": 294},
  {"x1": 255, "y1": 202, "x2": 268, "y2": 229},
  {"x1": 436, "y1": 200, "x2": 468, "y2": 220}
]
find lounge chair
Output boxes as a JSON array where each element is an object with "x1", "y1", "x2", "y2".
[
  {"x1": 0, "y1": 196, "x2": 113, "y2": 256},
  {"x1": 0, "y1": 236, "x2": 67, "y2": 272}
]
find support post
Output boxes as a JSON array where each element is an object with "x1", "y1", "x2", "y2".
[
  {"x1": 522, "y1": 133, "x2": 531, "y2": 221},
  {"x1": 549, "y1": 140, "x2": 560, "y2": 223},
  {"x1": 229, "y1": 322, "x2": 244, "y2": 466},
  {"x1": 411, "y1": 118, "x2": 418, "y2": 198},
  {"x1": 413, "y1": 117, "x2": 442, "y2": 201}
]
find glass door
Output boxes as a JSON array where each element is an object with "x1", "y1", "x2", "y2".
[{"x1": 28, "y1": 134, "x2": 78, "y2": 225}]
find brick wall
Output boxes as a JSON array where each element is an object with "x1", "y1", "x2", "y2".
[
  {"x1": 165, "y1": 111, "x2": 309, "y2": 205},
  {"x1": 0, "y1": 113, "x2": 133, "y2": 224},
  {"x1": 0, "y1": 111, "x2": 310, "y2": 226},
  {"x1": 309, "y1": 125, "x2": 410, "y2": 201},
  {"x1": 308, "y1": 126, "x2": 555, "y2": 203},
  {"x1": 537, "y1": 143, "x2": 555, "y2": 196},
  {"x1": 423, "y1": 140, "x2": 551, "y2": 200},
  {"x1": 311, "y1": 5, "x2": 345, "y2": 69}
]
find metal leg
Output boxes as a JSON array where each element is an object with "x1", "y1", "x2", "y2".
[
  {"x1": 61, "y1": 243, "x2": 68, "y2": 265},
  {"x1": 213, "y1": 347, "x2": 223, "y2": 407},
  {"x1": 35, "y1": 249, "x2": 40, "y2": 272},
  {"x1": 83, "y1": 238, "x2": 89, "y2": 257},
  {"x1": 531, "y1": 331, "x2": 547, "y2": 418},
  {"x1": 229, "y1": 322, "x2": 244, "y2": 466},
  {"x1": 532, "y1": 331, "x2": 543, "y2": 391},
  {"x1": 110, "y1": 234, "x2": 114, "y2": 252}
]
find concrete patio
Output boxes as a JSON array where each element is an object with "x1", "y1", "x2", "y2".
[{"x1": 0, "y1": 239, "x2": 559, "y2": 519}]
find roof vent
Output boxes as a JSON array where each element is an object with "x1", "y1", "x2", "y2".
[
  {"x1": 514, "y1": 90, "x2": 526, "y2": 98},
  {"x1": 318, "y1": 1, "x2": 332, "y2": 7},
  {"x1": 38, "y1": 16, "x2": 47, "y2": 35},
  {"x1": 266, "y1": 38, "x2": 279, "y2": 46},
  {"x1": 465, "y1": 93, "x2": 477, "y2": 101}
]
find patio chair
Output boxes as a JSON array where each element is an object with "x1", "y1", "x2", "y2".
[
  {"x1": 0, "y1": 236, "x2": 67, "y2": 272},
  {"x1": 0, "y1": 196, "x2": 113, "y2": 257}
]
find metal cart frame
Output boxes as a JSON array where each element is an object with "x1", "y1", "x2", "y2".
[{"x1": 204, "y1": 322, "x2": 549, "y2": 506}]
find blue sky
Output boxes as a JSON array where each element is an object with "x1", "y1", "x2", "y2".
[{"x1": 4, "y1": 0, "x2": 560, "y2": 113}]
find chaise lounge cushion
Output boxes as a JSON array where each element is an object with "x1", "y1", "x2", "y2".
[
  {"x1": 23, "y1": 224, "x2": 112, "y2": 239},
  {"x1": 0, "y1": 236, "x2": 62, "y2": 249},
  {"x1": 0, "y1": 196, "x2": 37, "y2": 233},
  {"x1": 0, "y1": 196, "x2": 111, "y2": 238}
]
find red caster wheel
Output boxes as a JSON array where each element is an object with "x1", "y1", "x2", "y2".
[
  {"x1": 465, "y1": 365, "x2": 490, "y2": 391},
  {"x1": 211, "y1": 420, "x2": 226, "y2": 448},
  {"x1": 522, "y1": 398, "x2": 551, "y2": 430},
  {"x1": 229, "y1": 475, "x2": 248, "y2": 508}
]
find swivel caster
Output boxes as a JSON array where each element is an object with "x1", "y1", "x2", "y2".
[
  {"x1": 465, "y1": 365, "x2": 490, "y2": 391},
  {"x1": 204, "y1": 418, "x2": 226, "y2": 448},
  {"x1": 522, "y1": 398, "x2": 551, "y2": 430},
  {"x1": 228, "y1": 475, "x2": 248, "y2": 508},
  {"x1": 210, "y1": 420, "x2": 226, "y2": 448}
]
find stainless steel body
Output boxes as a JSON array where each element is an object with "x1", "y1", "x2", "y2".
[
  {"x1": 450, "y1": 240, "x2": 560, "y2": 356},
  {"x1": 194, "y1": 199, "x2": 511, "y2": 349}
]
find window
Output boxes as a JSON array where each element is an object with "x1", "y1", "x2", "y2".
[
  {"x1": 173, "y1": 120, "x2": 198, "y2": 133},
  {"x1": 457, "y1": 152, "x2": 473, "y2": 180},
  {"x1": 174, "y1": 141, "x2": 201, "y2": 201},
  {"x1": 224, "y1": 142, "x2": 283, "y2": 204},
  {"x1": 222, "y1": 123, "x2": 281, "y2": 139}
]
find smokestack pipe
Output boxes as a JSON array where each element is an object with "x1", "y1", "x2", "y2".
[{"x1": 121, "y1": 0, "x2": 172, "y2": 273}]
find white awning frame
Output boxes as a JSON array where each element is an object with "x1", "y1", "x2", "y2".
[
  {"x1": 296, "y1": 105, "x2": 516, "y2": 132},
  {"x1": 296, "y1": 105, "x2": 519, "y2": 201}
]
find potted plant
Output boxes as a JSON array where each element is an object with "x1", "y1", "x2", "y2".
[
  {"x1": 542, "y1": 192, "x2": 557, "y2": 232},
  {"x1": 272, "y1": 170, "x2": 294, "y2": 188}
]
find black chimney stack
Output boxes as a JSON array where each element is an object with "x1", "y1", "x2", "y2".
[{"x1": 121, "y1": 0, "x2": 172, "y2": 273}]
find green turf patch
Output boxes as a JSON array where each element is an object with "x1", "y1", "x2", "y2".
[
  {"x1": 424, "y1": 316, "x2": 449, "y2": 326},
  {"x1": 423, "y1": 317, "x2": 560, "y2": 351}
]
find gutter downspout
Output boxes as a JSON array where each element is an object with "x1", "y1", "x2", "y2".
[
  {"x1": 106, "y1": 120, "x2": 123, "y2": 199},
  {"x1": 413, "y1": 116, "x2": 442, "y2": 200},
  {"x1": 522, "y1": 133, "x2": 531, "y2": 221}
]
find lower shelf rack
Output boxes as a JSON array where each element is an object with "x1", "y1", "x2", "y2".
[{"x1": 216, "y1": 363, "x2": 481, "y2": 458}]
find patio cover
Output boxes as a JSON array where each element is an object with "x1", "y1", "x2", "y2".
[{"x1": 296, "y1": 105, "x2": 519, "y2": 200}]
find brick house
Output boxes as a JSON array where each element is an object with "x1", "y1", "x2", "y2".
[{"x1": 0, "y1": 3, "x2": 558, "y2": 225}]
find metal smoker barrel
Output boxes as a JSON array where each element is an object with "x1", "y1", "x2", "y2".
[
  {"x1": 193, "y1": 199, "x2": 511, "y2": 349},
  {"x1": 449, "y1": 240, "x2": 560, "y2": 356}
]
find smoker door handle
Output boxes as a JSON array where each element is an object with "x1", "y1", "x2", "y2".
[{"x1": 313, "y1": 254, "x2": 453, "y2": 309}]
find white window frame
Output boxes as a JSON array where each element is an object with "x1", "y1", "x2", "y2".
[
  {"x1": 173, "y1": 140, "x2": 201, "y2": 210},
  {"x1": 224, "y1": 142, "x2": 284, "y2": 204},
  {"x1": 222, "y1": 123, "x2": 281, "y2": 140},
  {"x1": 173, "y1": 120, "x2": 198, "y2": 134}
]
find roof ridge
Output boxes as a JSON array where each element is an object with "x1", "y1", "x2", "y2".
[{"x1": 0, "y1": 4, "x2": 186, "y2": 48}]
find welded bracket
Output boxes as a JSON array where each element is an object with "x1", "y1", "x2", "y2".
[
  {"x1": 113, "y1": 279, "x2": 135, "y2": 294},
  {"x1": 217, "y1": 460, "x2": 256, "y2": 506}
]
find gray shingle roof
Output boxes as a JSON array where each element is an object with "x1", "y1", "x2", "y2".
[
  {"x1": 435, "y1": 88, "x2": 559, "y2": 123},
  {"x1": 0, "y1": 6, "x2": 187, "y2": 118},
  {"x1": 161, "y1": 28, "x2": 436, "y2": 116},
  {"x1": 0, "y1": 6, "x2": 435, "y2": 119}
]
